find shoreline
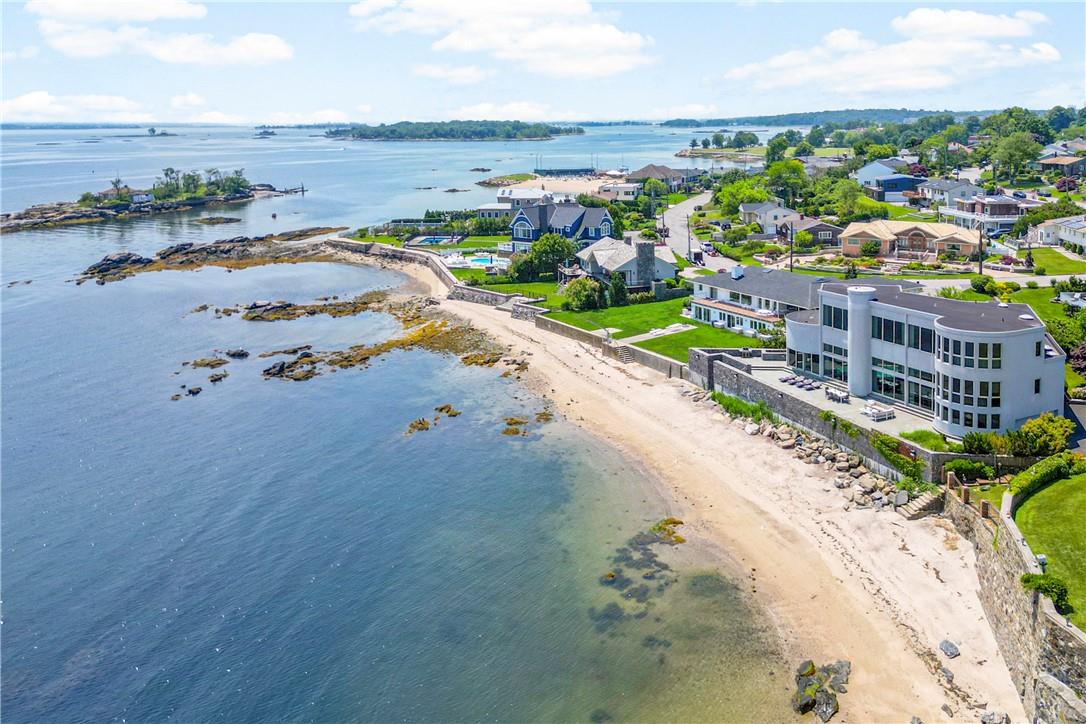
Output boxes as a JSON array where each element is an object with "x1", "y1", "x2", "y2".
[{"x1": 366, "y1": 253, "x2": 1027, "y2": 723}]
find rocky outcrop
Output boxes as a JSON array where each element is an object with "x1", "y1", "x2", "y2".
[{"x1": 792, "y1": 659, "x2": 850, "y2": 721}]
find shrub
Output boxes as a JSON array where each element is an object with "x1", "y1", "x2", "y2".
[
  {"x1": 1009, "y1": 451, "x2": 1077, "y2": 497},
  {"x1": 629, "y1": 291, "x2": 656, "y2": 305},
  {"x1": 961, "y1": 431, "x2": 996, "y2": 454},
  {"x1": 944, "y1": 459, "x2": 995, "y2": 481},
  {"x1": 1005, "y1": 413, "x2": 1075, "y2": 457},
  {"x1": 870, "y1": 432, "x2": 925, "y2": 482},
  {"x1": 1027, "y1": 281, "x2": 1039, "y2": 289},
  {"x1": 1035, "y1": 266, "x2": 1047, "y2": 276},
  {"x1": 970, "y1": 275, "x2": 995, "y2": 294},
  {"x1": 609, "y1": 272, "x2": 629, "y2": 306},
  {"x1": 711, "y1": 392, "x2": 776, "y2": 424},
  {"x1": 859, "y1": 240, "x2": 881, "y2": 257},
  {"x1": 563, "y1": 277, "x2": 607, "y2": 311},
  {"x1": 1020, "y1": 573, "x2": 1072, "y2": 614}
]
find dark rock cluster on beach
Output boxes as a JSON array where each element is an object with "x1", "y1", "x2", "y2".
[{"x1": 791, "y1": 659, "x2": 851, "y2": 721}]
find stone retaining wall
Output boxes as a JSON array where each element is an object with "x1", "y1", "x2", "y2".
[
  {"x1": 944, "y1": 488, "x2": 1086, "y2": 723},
  {"x1": 610, "y1": 344, "x2": 689, "y2": 379},
  {"x1": 533, "y1": 315, "x2": 607, "y2": 349},
  {"x1": 511, "y1": 302, "x2": 548, "y2": 321}
]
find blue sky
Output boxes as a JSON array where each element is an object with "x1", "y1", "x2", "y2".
[{"x1": 1, "y1": 1, "x2": 1083, "y2": 124}]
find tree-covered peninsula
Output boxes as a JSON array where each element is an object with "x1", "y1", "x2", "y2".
[{"x1": 323, "y1": 120, "x2": 584, "y2": 141}]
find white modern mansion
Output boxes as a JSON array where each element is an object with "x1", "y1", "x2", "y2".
[{"x1": 785, "y1": 283, "x2": 1065, "y2": 438}]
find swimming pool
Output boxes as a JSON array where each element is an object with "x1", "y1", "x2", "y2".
[
  {"x1": 469, "y1": 255, "x2": 509, "y2": 268},
  {"x1": 417, "y1": 236, "x2": 452, "y2": 245}
]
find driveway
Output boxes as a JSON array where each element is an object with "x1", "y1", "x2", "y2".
[{"x1": 661, "y1": 191, "x2": 713, "y2": 263}]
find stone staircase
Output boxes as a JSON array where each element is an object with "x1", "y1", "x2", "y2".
[
  {"x1": 614, "y1": 345, "x2": 635, "y2": 364},
  {"x1": 896, "y1": 491, "x2": 943, "y2": 520}
]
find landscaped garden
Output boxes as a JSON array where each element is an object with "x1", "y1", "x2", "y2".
[
  {"x1": 1015, "y1": 471, "x2": 1086, "y2": 629},
  {"x1": 1017, "y1": 247, "x2": 1086, "y2": 275},
  {"x1": 548, "y1": 297, "x2": 689, "y2": 339}
]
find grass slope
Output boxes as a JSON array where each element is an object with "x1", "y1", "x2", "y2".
[
  {"x1": 548, "y1": 297, "x2": 688, "y2": 339},
  {"x1": 1018, "y1": 247, "x2": 1086, "y2": 275},
  {"x1": 1015, "y1": 473, "x2": 1086, "y2": 629},
  {"x1": 633, "y1": 326, "x2": 757, "y2": 361}
]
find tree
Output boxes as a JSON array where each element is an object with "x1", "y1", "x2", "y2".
[
  {"x1": 843, "y1": 262, "x2": 859, "y2": 279},
  {"x1": 859, "y1": 240, "x2": 881, "y2": 257},
  {"x1": 181, "y1": 171, "x2": 201, "y2": 195},
  {"x1": 147, "y1": 127, "x2": 156, "y2": 136},
  {"x1": 564, "y1": 277, "x2": 606, "y2": 311},
  {"x1": 689, "y1": 138, "x2": 698, "y2": 149},
  {"x1": 1005, "y1": 413, "x2": 1075, "y2": 456},
  {"x1": 782, "y1": 129, "x2": 803, "y2": 145},
  {"x1": 715, "y1": 178, "x2": 769, "y2": 214},
  {"x1": 110, "y1": 176, "x2": 124, "y2": 194},
  {"x1": 806, "y1": 125, "x2": 825, "y2": 148},
  {"x1": 711, "y1": 132, "x2": 725, "y2": 149},
  {"x1": 793, "y1": 230, "x2": 814, "y2": 250},
  {"x1": 729, "y1": 131, "x2": 759, "y2": 149},
  {"x1": 993, "y1": 131, "x2": 1042, "y2": 184},
  {"x1": 609, "y1": 272, "x2": 629, "y2": 306},
  {"x1": 642, "y1": 177, "x2": 667, "y2": 205},
  {"x1": 792, "y1": 140, "x2": 815, "y2": 158},
  {"x1": 984, "y1": 106, "x2": 1053, "y2": 143},
  {"x1": 765, "y1": 134, "x2": 789, "y2": 164},
  {"x1": 528, "y1": 233, "x2": 575, "y2": 276},
  {"x1": 700, "y1": 138, "x2": 711, "y2": 149},
  {"x1": 864, "y1": 143, "x2": 896, "y2": 160},
  {"x1": 830, "y1": 129, "x2": 847, "y2": 147},
  {"x1": 765, "y1": 160, "x2": 807, "y2": 207}
]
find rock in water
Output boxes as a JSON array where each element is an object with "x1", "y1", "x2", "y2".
[
  {"x1": 813, "y1": 690, "x2": 838, "y2": 722},
  {"x1": 939, "y1": 639, "x2": 960, "y2": 659},
  {"x1": 186, "y1": 386, "x2": 202, "y2": 396},
  {"x1": 225, "y1": 348, "x2": 250, "y2": 359}
]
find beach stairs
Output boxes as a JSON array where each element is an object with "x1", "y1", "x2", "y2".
[
  {"x1": 896, "y1": 491, "x2": 943, "y2": 520},
  {"x1": 614, "y1": 345, "x2": 635, "y2": 364}
]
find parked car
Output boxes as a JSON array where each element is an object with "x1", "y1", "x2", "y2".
[
  {"x1": 693, "y1": 205, "x2": 702, "y2": 211},
  {"x1": 1012, "y1": 191, "x2": 1027, "y2": 199},
  {"x1": 1038, "y1": 189, "x2": 1052, "y2": 197}
]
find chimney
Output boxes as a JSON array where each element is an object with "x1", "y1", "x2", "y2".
[
  {"x1": 635, "y1": 240, "x2": 655, "y2": 287},
  {"x1": 731, "y1": 264, "x2": 745, "y2": 280}
]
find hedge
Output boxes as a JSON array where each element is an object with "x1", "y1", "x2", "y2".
[
  {"x1": 1008, "y1": 451, "x2": 1086, "y2": 497},
  {"x1": 944, "y1": 459, "x2": 995, "y2": 481}
]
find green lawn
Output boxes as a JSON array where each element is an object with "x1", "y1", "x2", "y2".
[
  {"x1": 1066, "y1": 365, "x2": 1086, "y2": 391},
  {"x1": 1009, "y1": 286, "x2": 1062, "y2": 323},
  {"x1": 548, "y1": 297, "x2": 688, "y2": 339},
  {"x1": 969, "y1": 483, "x2": 1009, "y2": 510},
  {"x1": 693, "y1": 268, "x2": 716, "y2": 276},
  {"x1": 633, "y1": 325, "x2": 758, "y2": 361},
  {"x1": 1015, "y1": 473, "x2": 1086, "y2": 629},
  {"x1": 480, "y1": 281, "x2": 564, "y2": 309},
  {"x1": 1018, "y1": 247, "x2": 1086, "y2": 275},
  {"x1": 665, "y1": 192, "x2": 695, "y2": 205},
  {"x1": 882, "y1": 204, "x2": 938, "y2": 221},
  {"x1": 349, "y1": 234, "x2": 402, "y2": 247},
  {"x1": 901, "y1": 429, "x2": 956, "y2": 452}
]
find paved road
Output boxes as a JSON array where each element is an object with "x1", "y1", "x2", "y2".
[{"x1": 660, "y1": 191, "x2": 714, "y2": 264}]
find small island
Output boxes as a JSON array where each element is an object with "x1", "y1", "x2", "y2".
[
  {"x1": 323, "y1": 120, "x2": 584, "y2": 142},
  {"x1": 1, "y1": 167, "x2": 302, "y2": 233}
]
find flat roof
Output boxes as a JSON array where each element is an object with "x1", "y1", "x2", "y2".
[{"x1": 820, "y1": 283, "x2": 1045, "y2": 333}]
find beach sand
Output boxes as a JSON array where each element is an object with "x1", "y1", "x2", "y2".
[
  {"x1": 346, "y1": 252, "x2": 1028, "y2": 723},
  {"x1": 508, "y1": 175, "x2": 609, "y2": 196}
]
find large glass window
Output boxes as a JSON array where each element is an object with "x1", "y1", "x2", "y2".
[
  {"x1": 823, "y1": 355, "x2": 848, "y2": 382},
  {"x1": 822, "y1": 305, "x2": 848, "y2": 331},
  {"x1": 872, "y1": 370, "x2": 905, "y2": 401},
  {"x1": 871, "y1": 316, "x2": 905, "y2": 345}
]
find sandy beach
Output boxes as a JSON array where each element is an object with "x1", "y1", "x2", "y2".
[
  {"x1": 508, "y1": 175, "x2": 609, "y2": 196},
  {"x1": 371, "y1": 253, "x2": 1027, "y2": 723}
]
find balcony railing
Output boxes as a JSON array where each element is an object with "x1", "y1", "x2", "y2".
[{"x1": 938, "y1": 206, "x2": 1020, "y2": 222}]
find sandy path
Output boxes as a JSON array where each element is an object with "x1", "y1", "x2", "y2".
[{"x1": 349, "y1": 253, "x2": 1027, "y2": 723}]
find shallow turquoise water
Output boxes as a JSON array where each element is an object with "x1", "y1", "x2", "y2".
[{"x1": 1, "y1": 127, "x2": 789, "y2": 722}]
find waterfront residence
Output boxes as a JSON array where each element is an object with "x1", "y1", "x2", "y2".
[
  {"x1": 689, "y1": 266, "x2": 916, "y2": 336},
  {"x1": 780, "y1": 216, "x2": 844, "y2": 247},
  {"x1": 914, "y1": 178, "x2": 984, "y2": 209},
  {"x1": 853, "y1": 157, "x2": 908, "y2": 187},
  {"x1": 785, "y1": 283, "x2": 1065, "y2": 438},
  {"x1": 563, "y1": 237, "x2": 677, "y2": 291},
  {"x1": 738, "y1": 201, "x2": 797, "y2": 234},
  {"x1": 863, "y1": 174, "x2": 925, "y2": 203},
  {"x1": 839, "y1": 220, "x2": 980, "y2": 260},
  {"x1": 596, "y1": 182, "x2": 640, "y2": 202},
  {"x1": 1038, "y1": 155, "x2": 1086, "y2": 176},
  {"x1": 507, "y1": 201, "x2": 614, "y2": 252},
  {"x1": 1033, "y1": 215, "x2": 1086, "y2": 249},
  {"x1": 626, "y1": 164, "x2": 707, "y2": 191},
  {"x1": 938, "y1": 195, "x2": 1024, "y2": 236},
  {"x1": 1037, "y1": 138, "x2": 1086, "y2": 162}
]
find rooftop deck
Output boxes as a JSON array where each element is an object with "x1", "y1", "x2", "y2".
[{"x1": 691, "y1": 297, "x2": 782, "y2": 323}]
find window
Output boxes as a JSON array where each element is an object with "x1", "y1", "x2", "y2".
[
  {"x1": 992, "y1": 414, "x2": 1001, "y2": 431},
  {"x1": 964, "y1": 412, "x2": 973, "y2": 428},
  {"x1": 822, "y1": 305, "x2": 848, "y2": 331},
  {"x1": 907, "y1": 325, "x2": 935, "y2": 352},
  {"x1": 823, "y1": 343, "x2": 846, "y2": 358},
  {"x1": 952, "y1": 409, "x2": 960, "y2": 425},
  {"x1": 978, "y1": 414, "x2": 988, "y2": 429},
  {"x1": 871, "y1": 316, "x2": 904, "y2": 345},
  {"x1": 819, "y1": 231, "x2": 832, "y2": 239},
  {"x1": 513, "y1": 222, "x2": 531, "y2": 239},
  {"x1": 1035, "y1": 378, "x2": 1041, "y2": 394},
  {"x1": 1036, "y1": 340, "x2": 1042, "y2": 357},
  {"x1": 823, "y1": 356, "x2": 848, "y2": 382}
]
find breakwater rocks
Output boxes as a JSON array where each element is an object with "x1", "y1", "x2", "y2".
[
  {"x1": 792, "y1": 659, "x2": 851, "y2": 721},
  {"x1": 78, "y1": 229, "x2": 346, "y2": 283},
  {"x1": 2, "y1": 191, "x2": 256, "y2": 233}
]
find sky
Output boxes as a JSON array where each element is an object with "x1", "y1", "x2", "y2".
[{"x1": 1, "y1": 0, "x2": 1083, "y2": 125}]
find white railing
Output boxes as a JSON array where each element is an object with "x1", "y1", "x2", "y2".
[{"x1": 937, "y1": 206, "x2": 1020, "y2": 222}]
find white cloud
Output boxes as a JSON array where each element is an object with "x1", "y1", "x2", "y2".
[
  {"x1": 266, "y1": 109, "x2": 351, "y2": 124},
  {"x1": 348, "y1": 0, "x2": 653, "y2": 78},
  {"x1": 449, "y1": 101, "x2": 578, "y2": 122},
  {"x1": 193, "y1": 110, "x2": 244, "y2": 124},
  {"x1": 891, "y1": 8, "x2": 1048, "y2": 39},
  {"x1": 413, "y1": 64, "x2": 491, "y2": 85},
  {"x1": 37, "y1": 20, "x2": 293, "y2": 65},
  {"x1": 1, "y1": 45, "x2": 40, "y2": 61},
  {"x1": 722, "y1": 9, "x2": 1062, "y2": 96},
  {"x1": 26, "y1": 0, "x2": 207, "y2": 23},
  {"x1": 170, "y1": 92, "x2": 206, "y2": 109},
  {"x1": 356, "y1": 103, "x2": 374, "y2": 114},
  {"x1": 0, "y1": 90, "x2": 151, "y2": 122},
  {"x1": 29, "y1": 0, "x2": 293, "y2": 66}
]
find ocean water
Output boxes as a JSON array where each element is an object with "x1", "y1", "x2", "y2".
[{"x1": 1, "y1": 126, "x2": 789, "y2": 722}]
